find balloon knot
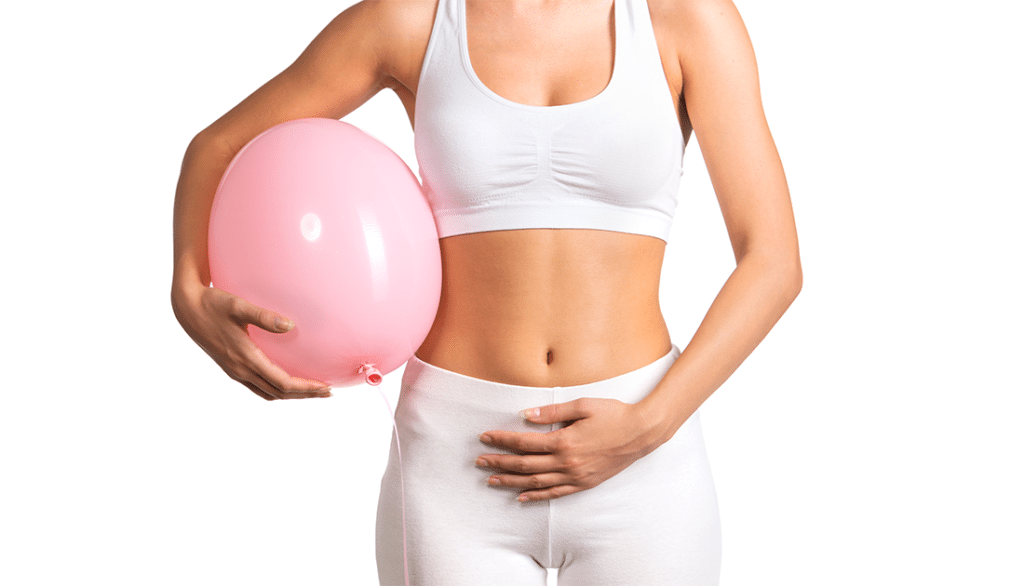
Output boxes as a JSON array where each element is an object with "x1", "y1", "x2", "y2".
[{"x1": 359, "y1": 363, "x2": 383, "y2": 386}]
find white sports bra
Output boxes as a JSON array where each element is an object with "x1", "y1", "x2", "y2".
[{"x1": 414, "y1": 0, "x2": 684, "y2": 242}]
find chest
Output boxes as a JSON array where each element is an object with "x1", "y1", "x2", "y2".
[
  {"x1": 465, "y1": 0, "x2": 616, "y2": 108},
  {"x1": 412, "y1": 0, "x2": 685, "y2": 238}
]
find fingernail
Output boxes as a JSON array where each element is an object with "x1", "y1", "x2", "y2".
[
  {"x1": 478, "y1": 433, "x2": 492, "y2": 444},
  {"x1": 518, "y1": 494, "x2": 530, "y2": 502},
  {"x1": 520, "y1": 408, "x2": 540, "y2": 420},
  {"x1": 275, "y1": 317, "x2": 294, "y2": 331},
  {"x1": 475, "y1": 458, "x2": 487, "y2": 467},
  {"x1": 488, "y1": 476, "x2": 501, "y2": 486}
]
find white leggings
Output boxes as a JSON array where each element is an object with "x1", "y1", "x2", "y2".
[{"x1": 376, "y1": 346, "x2": 721, "y2": 585}]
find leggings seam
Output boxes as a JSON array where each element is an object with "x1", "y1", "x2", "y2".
[{"x1": 547, "y1": 385, "x2": 556, "y2": 569}]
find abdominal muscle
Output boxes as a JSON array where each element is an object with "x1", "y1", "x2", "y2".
[{"x1": 414, "y1": 228, "x2": 672, "y2": 387}]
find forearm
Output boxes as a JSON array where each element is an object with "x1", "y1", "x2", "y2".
[
  {"x1": 637, "y1": 251, "x2": 802, "y2": 445},
  {"x1": 171, "y1": 132, "x2": 236, "y2": 302}
]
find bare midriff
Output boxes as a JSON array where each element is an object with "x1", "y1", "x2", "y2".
[{"x1": 415, "y1": 228, "x2": 672, "y2": 387}]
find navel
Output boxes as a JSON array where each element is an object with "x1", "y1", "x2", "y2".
[{"x1": 546, "y1": 349, "x2": 554, "y2": 365}]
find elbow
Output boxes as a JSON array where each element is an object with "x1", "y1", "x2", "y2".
[
  {"x1": 767, "y1": 235, "x2": 802, "y2": 303},
  {"x1": 769, "y1": 240, "x2": 802, "y2": 303},
  {"x1": 187, "y1": 129, "x2": 234, "y2": 157},
  {"x1": 787, "y1": 260, "x2": 803, "y2": 303},
  {"x1": 741, "y1": 246, "x2": 802, "y2": 304},
  {"x1": 786, "y1": 251, "x2": 803, "y2": 299},
  {"x1": 779, "y1": 250, "x2": 803, "y2": 309}
]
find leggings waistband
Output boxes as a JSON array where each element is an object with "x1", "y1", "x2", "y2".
[{"x1": 401, "y1": 344, "x2": 682, "y2": 409}]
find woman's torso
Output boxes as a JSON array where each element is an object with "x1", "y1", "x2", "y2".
[
  {"x1": 417, "y1": 230, "x2": 671, "y2": 387},
  {"x1": 385, "y1": 0, "x2": 686, "y2": 387}
]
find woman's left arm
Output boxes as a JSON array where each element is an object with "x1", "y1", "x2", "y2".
[
  {"x1": 477, "y1": 0, "x2": 801, "y2": 501},
  {"x1": 635, "y1": 0, "x2": 803, "y2": 445}
]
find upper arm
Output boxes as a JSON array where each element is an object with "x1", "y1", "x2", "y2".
[
  {"x1": 196, "y1": 0, "x2": 432, "y2": 153},
  {"x1": 671, "y1": 0, "x2": 799, "y2": 267}
]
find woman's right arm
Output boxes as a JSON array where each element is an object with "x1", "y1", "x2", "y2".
[{"x1": 171, "y1": 0, "x2": 432, "y2": 400}]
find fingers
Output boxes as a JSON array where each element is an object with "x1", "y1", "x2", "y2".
[
  {"x1": 475, "y1": 455, "x2": 579, "y2": 502},
  {"x1": 217, "y1": 332, "x2": 331, "y2": 400},
  {"x1": 476, "y1": 447, "x2": 585, "y2": 501},
  {"x1": 516, "y1": 485, "x2": 580, "y2": 502},
  {"x1": 181, "y1": 286, "x2": 331, "y2": 400},
  {"x1": 239, "y1": 371, "x2": 333, "y2": 401},
  {"x1": 486, "y1": 472, "x2": 566, "y2": 491},
  {"x1": 474, "y1": 457, "x2": 582, "y2": 502},
  {"x1": 237, "y1": 340, "x2": 332, "y2": 400},
  {"x1": 475, "y1": 453, "x2": 561, "y2": 475},
  {"x1": 482, "y1": 472, "x2": 584, "y2": 502},
  {"x1": 479, "y1": 428, "x2": 572, "y2": 455},
  {"x1": 209, "y1": 291, "x2": 330, "y2": 399},
  {"x1": 519, "y1": 398, "x2": 594, "y2": 425},
  {"x1": 227, "y1": 295, "x2": 294, "y2": 333},
  {"x1": 477, "y1": 399, "x2": 630, "y2": 502}
]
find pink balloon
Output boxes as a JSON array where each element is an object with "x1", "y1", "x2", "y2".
[{"x1": 209, "y1": 118, "x2": 441, "y2": 387}]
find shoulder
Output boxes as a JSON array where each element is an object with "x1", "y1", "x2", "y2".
[
  {"x1": 352, "y1": 0, "x2": 440, "y2": 91},
  {"x1": 646, "y1": 0, "x2": 753, "y2": 74},
  {"x1": 361, "y1": 0, "x2": 439, "y2": 37},
  {"x1": 646, "y1": 0, "x2": 745, "y2": 36}
]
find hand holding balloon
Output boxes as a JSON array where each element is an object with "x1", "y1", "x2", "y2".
[
  {"x1": 207, "y1": 118, "x2": 441, "y2": 389},
  {"x1": 172, "y1": 283, "x2": 333, "y2": 401}
]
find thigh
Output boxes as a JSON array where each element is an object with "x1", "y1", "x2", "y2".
[
  {"x1": 375, "y1": 434, "x2": 551, "y2": 586},
  {"x1": 375, "y1": 364, "x2": 555, "y2": 586},
  {"x1": 553, "y1": 412, "x2": 722, "y2": 586}
]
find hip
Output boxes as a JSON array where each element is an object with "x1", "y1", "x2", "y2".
[
  {"x1": 377, "y1": 345, "x2": 721, "y2": 585},
  {"x1": 382, "y1": 342, "x2": 716, "y2": 520},
  {"x1": 391, "y1": 344, "x2": 704, "y2": 471}
]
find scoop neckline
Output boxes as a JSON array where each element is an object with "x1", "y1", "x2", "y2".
[{"x1": 459, "y1": 0, "x2": 620, "y2": 112}]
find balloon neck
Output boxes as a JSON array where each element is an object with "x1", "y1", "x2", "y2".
[{"x1": 359, "y1": 363, "x2": 383, "y2": 386}]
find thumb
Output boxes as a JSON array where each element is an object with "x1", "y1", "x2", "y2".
[
  {"x1": 519, "y1": 398, "x2": 591, "y2": 424},
  {"x1": 234, "y1": 298, "x2": 294, "y2": 333}
]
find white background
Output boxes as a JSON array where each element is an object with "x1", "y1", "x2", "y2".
[{"x1": 2, "y1": 0, "x2": 1021, "y2": 584}]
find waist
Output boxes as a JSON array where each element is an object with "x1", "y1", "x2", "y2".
[
  {"x1": 405, "y1": 344, "x2": 682, "y2": 406},
  {"x1": 414, "y1": 228, "x2": 672, "y2": 387}
]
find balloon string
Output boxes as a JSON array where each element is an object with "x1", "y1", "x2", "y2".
[{"x1": 376, "y1": 385, "x2": 410, "y2": 586}]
